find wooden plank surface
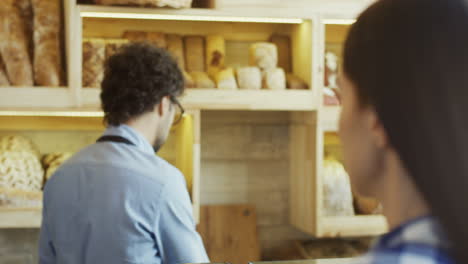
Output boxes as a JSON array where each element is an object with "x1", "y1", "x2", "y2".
[
  {"x1": 198, "y1": 205, "x2": 261, "y2": 264},
  {"x1": 320, "y1": 215, "x2": 388, "y2": 237}
]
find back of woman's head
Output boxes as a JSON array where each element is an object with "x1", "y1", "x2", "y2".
[{"x1": 344, "y1": 0, "x2": 468, "y2": 262}]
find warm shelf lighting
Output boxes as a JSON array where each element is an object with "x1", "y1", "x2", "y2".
[
  {"x1": 323, "y1": 19, "x2": 356, "y2": 25},
  {"x1": 0, "y1": 111, "x2": 104, "y2": 117},
  {"x1": 80, "y1": 11, "x2": 304, "y2": 24}
]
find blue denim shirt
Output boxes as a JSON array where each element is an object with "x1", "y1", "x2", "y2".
[{"x1": 39, "y1": 125, "x2": 209, "y2": 264}]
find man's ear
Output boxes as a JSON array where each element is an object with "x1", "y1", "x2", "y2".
[
  {"x1": 155, "y1": 96, "x2": 171, "y2": 117},
  {"x1": 367, "y1": 108, "x2": 388, "y2": 149}
]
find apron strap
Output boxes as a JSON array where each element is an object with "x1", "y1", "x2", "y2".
[{"x1": 96, "y1": 135, "x2": 135, "y2": 146}]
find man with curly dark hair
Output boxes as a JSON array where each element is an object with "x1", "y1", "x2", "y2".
[{"x1": 39, "y1": 43, "x2": 209, "y2": 264}]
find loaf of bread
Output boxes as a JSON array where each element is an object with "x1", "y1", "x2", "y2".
[
  {"x1": 215, "y1": 68, "x2": 237, "y2": 90},
  {"x1": 0, "y1": 135, "x2": 40, "y2": 158},
  {"x1": 105, "y1": 39, "x2": 128, "y2": 59},
  {"x1": 184, "y1": 36, "x2": 205, "y2": 72},
  {"x1": 271, "y1": 35, "x2": 291, "y2": 72},
  {"x1": 184, "y1": 71, "x2": 195, "y2": 88},
  {"x1": 286, "y1": 73, "x2": 308, "y2": 89},
  {"x1": 32, "y1": 0, "x2": 63, "y2": 87},
  {"x1": 190, "y1": 71, "x2": 215, "y2": 88},
  {"x1": 236, "y1": 67, "x2": 261, "y2": 90},
  {"x1": 0, "y1": 187, "x2": 42, "y2": 208},
  {"x1": 0, "y1": 0, "x2": 33, "y2": 86},
  {"x1": 263, "y1": 68, "x2": 286, "y2": 90},
  {"x1": 15, "y1": 0, "x2": 34, "y2": 60},
  {"x1": 354, "y1": 194, "x2": 383, "y2": 215},
  {"x1": 95, "y1": 0, "x2": 192, "y2": 8},
  {"x1": 83, "y1": 38, "x2": 105, "y2": 88},
  {"x1": 167, "y1": 34, "x2": 185, "y2": 70},
  {"x1": 249, "y1": 42, "x2": 278, "y2": 70},
  {"x1": 0, "y1": 151, "x2": 44, "y2": 191},
  {"x1": 123, "y1": 31, "x2": 167, "y2": 48},
  {"x1": 0, "y1": 56, "x2": 10, "y2": 86},
  {"x1": 323, "y1": 158, "x2": 355, "y2": 217},
  {"x1": 42, "y1": 152, "x2": 72, "y2": 181},
  {"x1": 206, "y1": 35, "x2": 225, "y2": 78}
]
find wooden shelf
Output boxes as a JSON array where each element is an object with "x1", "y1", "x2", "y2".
[
  {"x1": 0, "y1": 87, "x2": 75, "y2": 108},
  {"x1": 0, "y1": 208, "x2": 42, "y2": 228},
  {"x1": 320, "y1": 215, "x2": 388, "y2": 237},
  {"x1": 322, "y1": 105, "x2": 340, "y2": 132},
  {"x1": 82, "y1": 88, "x2": 318, "y2": 111}
]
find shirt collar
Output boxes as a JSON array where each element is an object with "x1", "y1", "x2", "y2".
[
  {"x1": 375, "y1": 216, "x2": 450, "y2": 251},
  {"x1": 102, "y1": 125, "x2": 155, "y2": 155}
]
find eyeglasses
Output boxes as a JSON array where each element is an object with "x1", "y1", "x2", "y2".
[{"x1": 170, "y1": 96, "x2": 185, "y2": 125}]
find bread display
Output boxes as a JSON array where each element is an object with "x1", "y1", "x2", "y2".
[
  {"x1": 215, "y1": 68, "x2": 237, "y2": 90},
  {"x1": 32, "y1": 0, "x2": 63, "y2": 87},
  {"x1": 206, "y1": 35, "x2": 225, "y2": 78},
  {"x1": 94, "y1": 0, "x2": 192, "y2": 8},
  {"x1": 286, "y1": 73, "x2": 308, "y2": 90},
  {"x1": 236, "y1": 67, "x2": 261, "y2": 90},
  {"x1": 249, "y1": 42, "x2": 278, "y2": 70},
  {"x1": 0, "y1": 56, "x2": 10, "y2": 86},
  {"x1": 184, "y1": 36, "x2": 205, "y2": 72},
  {"x1": 263, "y1": 68, "x2": 286, "y2": 90},
  {"x1": 83, "y1": 38, "x2": 106, "y2": 88},
  {"x1": 0, "y1": 135, "x2": 40, "y2": 158},
  {"x1": 0, "y1": 0, "x2": 34, "y2": 86},
  {"x1": 322, "y1": 158, "x2": 354, "y2": 217},
  {"x1": 42, "y1": 152, "x2": 72, "y2": 181},
  {"x1": 0, "y1": 187, "x2": 42, "y2": 208},
  {"x1": 190, "y1": 71, "x2": 215, "y2": 88},
  {"x1": 123, "y1": 31, "x2": 167, "y2": 48},
  {"x1": 183, "y1": 71, "x2": 195, "y2": 88},
  {"x1": 105, "y1": 39, "x2": 129, "y2": 59},
  {"x1": 270, "y1": 35, "x2": 291, "y2": 72},
  {"x1": 167, "y1": 34, "x2": 185, "y2": 70}
]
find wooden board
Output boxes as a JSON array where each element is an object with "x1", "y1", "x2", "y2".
[{"x1": 197, "y1": 205, "x2": 261, "y2": 264}]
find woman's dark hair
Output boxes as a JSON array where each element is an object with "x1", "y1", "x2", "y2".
[
  {"x1": 100, "y1": 42, "x2": 184, "y2": 126},
  {"x1": 344, "y1": 0, "x2": 468, "y2": 262}
]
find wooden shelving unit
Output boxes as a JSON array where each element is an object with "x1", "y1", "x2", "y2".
[{"x1": 0, "y1": 208, "x2": 42, "y2": 228}]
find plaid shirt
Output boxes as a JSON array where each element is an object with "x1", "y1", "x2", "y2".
[{"x1": 352, "y1": 216, "x2": 455, "y2": 264}]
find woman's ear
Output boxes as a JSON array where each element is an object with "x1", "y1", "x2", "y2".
[{"x1": 367, "y1": 108, "x2": 388, "y2": 149}]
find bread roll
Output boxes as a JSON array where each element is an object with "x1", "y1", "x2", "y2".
[
  {"x1": 190, "y1": 72, "x2": 215, "y2": 88},
  {"x1": 184, "y1": 36, "x2": 205, "y2": 72},
  {"x1": 167, "y1": 34, "x2": 185, "y2": 70},
  {"x1": 32, "y1": 0, "x2": 63, "y2": 87},
  {"x1": 263, "y1": 68, "x2": 286, "y2": 90},
  {"x1": 215, "y1": 68, "x2": 237, "y2": 90},
  {"x1": 83, "y1": 38, "x2": 105, "y2": 88},
  {"x1": 105, "y1": 39, "x2": 128, "y2": 59},
  {"x1": 249, "y1": 42, "x2": 278, "y2": 70},
  {"x1": 271, "y1": 35, "x2": 291, "y2": 72},
  {"x1": 0, "y1": 0, "x2": 33, "y2": 86},
  {"x1": 286, "y1": 73, "x2": 308, "y2": 90},
  {"x1": 184, "y1": 71, "x2": 195, "y2": 88},
  {"x1": 95, "y1": 0, "x2": 192, "y2": 8},
  {"x1": 206, "y1": 35, "x2": 225, "y2": 77},
  {"x1": 0, "y1": 56, "x2": 10, "y2": 86},
  {"x1": 123, "y1": 31, "x2": 166, "y2": 48},
  {"x1": 236, "y1": 67, "x2": 261, "y2": 90}
]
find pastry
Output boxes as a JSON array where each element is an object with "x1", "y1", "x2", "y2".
[
  {"x1": 322, "y1": 158, "x2": 355, "y2": 217},
  {"x1": 263, "y1": 68, "x2": 286, "y2": 90},
  {"x1": 32, "y1": 0, "x2": 63, "y2": 86},
  {"x1": 236, "y1": 67, "x2": 261, "y2": 90},
  {"x1": 184, "y1": 36, "x2": 205, "y2": 72},
  {"x1": 82, "y1": 38, "x2": 105, "y2": 88},
  {"x1": 215, "y1": 68, "x2": 237, "y2": 90},
  {"x1": 0, "y1": 151, "x2": 44, "y2": 191},
  {"x1": 249, "y1": 42, "x2": 278, "y2": 70},
  {"x1": 271, "y1": 35, "x2": 291, "y2": 72},
  {"x1": 105, "y1": 38, "x2": 129, "y2": 59},
  {"x1": 190, "y1": 71, "x2": 215, "y2": 88},
  {"x1": 0, "y1": 0, "x2": 33, "y2": 86},
  {"x1": 206, "y1": 35, "x2": 225, "y2": 77},
  {"x1": 167, "y1": 34, "x2": 185, "y2": 70},
  {"x1": 286, "y1": 73, "x2": 308, "y2": 89}
]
